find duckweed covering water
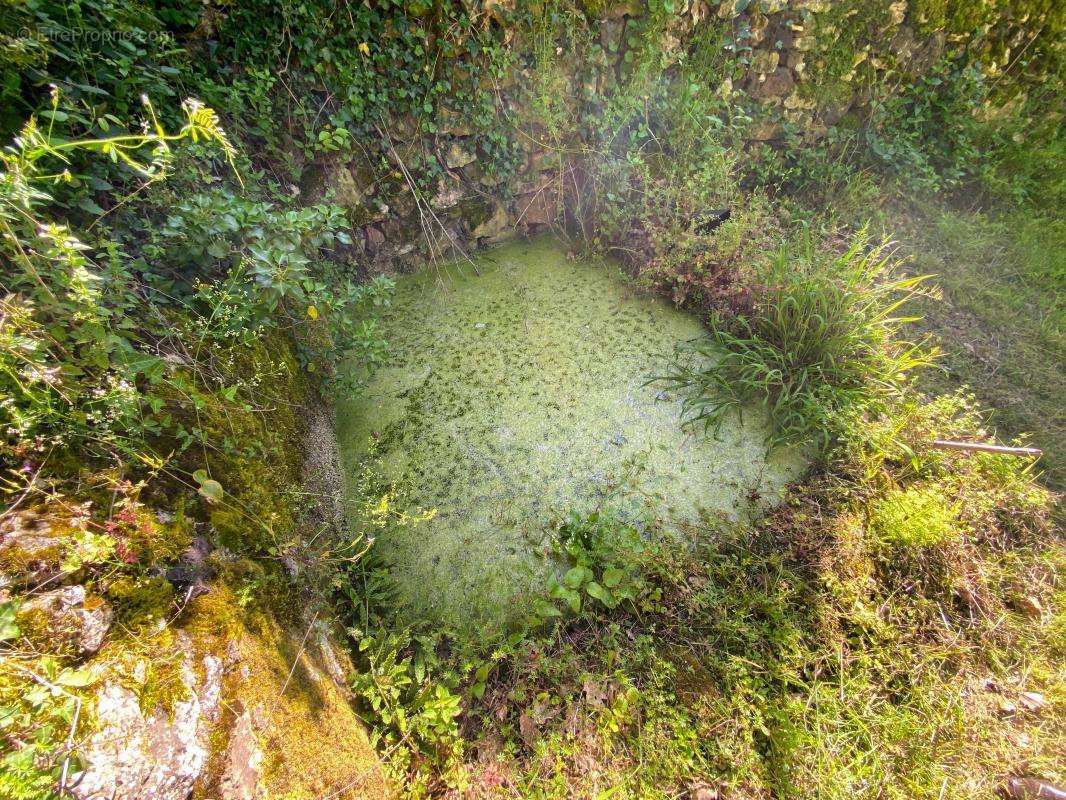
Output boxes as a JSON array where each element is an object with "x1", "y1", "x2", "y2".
[{"x1": 335, "y1": 239, "x2": 804, "y2": 636}]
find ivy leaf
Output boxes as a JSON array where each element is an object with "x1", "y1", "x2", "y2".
[
  {"x1": 192, "y1": 469, "x2": 224, "y2": 503},
  {"x1": 120, "y1": 354, "x2": 166, "y2": 383},
  {"x1": 56, "y1": 667, "x2": 96, "y2": 688},
  {"x1": 563, "y1": 588, "x2": 581, "y2": 613},
  {"x1": 549, "y1": 583, "x2": 582, "y2": 613},
  {"x1": 533, "y1": 598, "x2": 562, "y2": 618},
  {"x1": 77, "y1": 196, "x2": 106, "y2": 215}
]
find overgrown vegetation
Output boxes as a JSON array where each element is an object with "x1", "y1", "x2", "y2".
[
  {"x1": 660, "y1": 231, "x2": 937, "y2": 450},
  {"x1": 0, "y1": 0, "x2": 1062, "y2": 797},
  {"x1": 339, "y1": 391, "x2": 1060, "y2": 797}
]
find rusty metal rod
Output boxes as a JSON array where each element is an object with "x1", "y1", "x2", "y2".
[{"x1": 932, "y1": 439, "x2": 1042, "y2": 457}]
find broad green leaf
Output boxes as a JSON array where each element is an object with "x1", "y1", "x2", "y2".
[
  {"x1": 563, "y1": 566, "x2": 589, "y2": 589},
  {"x1": 533, "y1": 598, "x2": 563, "y2": 618},
  {"x1": 0, "y1": 601, "x2": 19, "y2": 641},
  {"x1": 199, "y1": 479, "x2": 224, "y2": 503},
  {"x1": 602, "y1": 567, "x2": 625, "y2": 588},
  {"x1": 561, "y1": 587, "x2": 581, "y2": 613},
  {"x1": 56, "y1": 668, "x2": 96, "y2": 688},
  {"x1": 585, "y1": 581, "x2": 615, "y2": 607}
]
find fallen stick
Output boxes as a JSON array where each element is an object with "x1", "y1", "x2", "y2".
[{"x1": 932, "y1": 440, "x2": 1043, "y2": 457}]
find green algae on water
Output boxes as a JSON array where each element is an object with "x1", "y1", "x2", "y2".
[{"x1": 335, "y1": 239, "x2": 804, "y2": 637}]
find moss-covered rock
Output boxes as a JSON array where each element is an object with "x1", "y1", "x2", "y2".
[
  {"x1": 187, "y1": 585, "x2": 388, "y2": 800},
  {"x1": 106, "y1": 576, "x2": 176, "y2": 625},
  {"x1": 66, "y1": 579, "x2": 385, "y2": 800},
  {"x1": 72, "y1": 630, "x2": 225, "y2": 800},
  {"x1": 0, "y1": 505, "x2": 82, "y2": 590},
  {"x1": 464, "y1": 199, "x2": 512, "y2": 242},
  {"x1": 18, "y1": 584, "x2": 113, "y2": 656},
  {"x1": 173, "y1": 334, "x2": 310, "y2": 558}
]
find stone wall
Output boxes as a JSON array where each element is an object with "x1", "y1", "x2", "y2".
[{"x1": 295, "y1": 0, "x2": 1059, "y2": 270}]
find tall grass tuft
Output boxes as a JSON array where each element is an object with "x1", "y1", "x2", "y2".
[{"x1": 661, "y1": 229, "x2": 938, "y2": 451}]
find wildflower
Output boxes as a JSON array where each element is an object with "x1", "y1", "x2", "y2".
[{"x1": 115, "y1": 541, "x2": 138, "y2": 565}]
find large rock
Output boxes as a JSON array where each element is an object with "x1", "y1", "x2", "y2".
[
  {"x1": 438, "y1": 107, "x2": 473, "y2": 136},
  {"x1": 72, "y1": 635, "x2": 224, "y2": 800},
  {"x1": 364, "y1": 225, "x2": 386, "y2": 254},
  {"x1": 483, "y1": 0, "x2": 514, "y2": 27},
  {"x1": 466, "y1": 200, "x2": 512, "y2": 242},
  {"x1": 444, "y1": 140, "x2": 478, "y2": 169},
  {"x1": 201, "y1": 593, "x2": 387, "y2": 799},
  {"x1": 218, "y1": 709, "x2": 263, "y2": 800},
  {"x1": 750, "y1": 49, "x2": 780, "y2": 75},
  {"x1": 300, "y1": 151, "x2": 378, "y2": 220},
  {"x1": 514, "y1": 186, "x2": 558, "y2": 228},
  {"x1": 431, "y1": 176, "x2": 465, "y2": 210},
  {"x1": 750, "y1": 66, "x2": 796, "y2": 100},
  {"x1": 600, "y1": 0, "x2": 641, "y2": 19},
  {"x1": 599, "y1": 18, "x2": 625, "y2": 51},
  {"x1": 19, "y1": 585, "x2": 112, "y2": 656},
  {"x1": 70, "y1": 586, "x2": 386, "y2": 800}
]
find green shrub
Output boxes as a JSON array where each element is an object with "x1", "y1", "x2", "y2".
[
  {"x1": 865, "y1": 63, "x2": 990, "y2": 193},
  {"x1": 660, "y1": 230, "x2": 937, "y2": 451},
  {"x1": 147, "y1": 186, "x2": 394, "y2": 387},
  {"x1": 0, "y1": 0, "x2": 191, "y2": 140},
  {"x1": 0, "y1": 95, "x2": 234, "y2": 460},
  {"x1": 0, "y1": 91, "x2": 390, "y2": 472},
  {"x1": 0, "y1": 653, "x2": 93, "y2": 800},
  {"x1": 348, "y1": 628, "x2": 464, "y2": 781}
]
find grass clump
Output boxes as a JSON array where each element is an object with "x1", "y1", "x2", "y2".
[{"x1": 662, "y1": 229, "x2": 938, "y2": 451}]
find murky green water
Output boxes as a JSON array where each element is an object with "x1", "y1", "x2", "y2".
[{"x1": 335, "y1": 238, "x2": 804, "y2": 636}]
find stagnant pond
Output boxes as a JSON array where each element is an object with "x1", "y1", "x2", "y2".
[{"x1": 336, "y1": 238, "x2": 804, "y2": 636}]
